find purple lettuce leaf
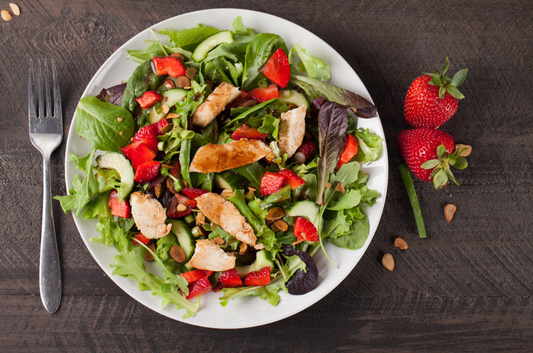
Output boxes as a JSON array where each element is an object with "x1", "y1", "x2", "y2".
[{"x1": 96, "y1": 83, "x2": 127, "y2": 106}]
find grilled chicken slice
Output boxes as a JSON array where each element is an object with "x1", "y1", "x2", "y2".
[
  {"x1": 192, "y1": 82, "x2": 241, "y2": 128},
  {"x1": 130, "y1": 192, "x2": 171, "y2": 239},
  {"x1": 279, "y1": 105, "x2": 307, "y2": 158},
  {"x1": 195, "y1": 192, "x2": 257, "y2": 246},
  {"x1": 189, "y1": 139, "x2": 273, "y2": 174},
  {"x1": 189, "y1": 239, "x2": 236, "y2": 272}
]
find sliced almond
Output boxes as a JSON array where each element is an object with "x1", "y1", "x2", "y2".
[
  {"x1": 335, "y1": 183, "x2": 346, "y2": 193},
  {"x1": 176, "y1": 75, "x2": 190, "y2": 88},
  {"x1": 248, "y1": 187, "x2": 257, "y2": 194},
  {"x1": 117, "y1": 117, "x2": 123, "y2": 122},
  {"x1": 176, "y1": 203, "x2": 187, "y2": 212},
  {"x1": 154, "y1": 183, "x2": 163, "y2": 198},
  {"x1": 271, "y1": 220, "x2": 288, "y2": 232},
  {"x1": 253, "y1": 243, "x2": 265, "y2": 250},
  {"x1": 1, "y1": 10, "x2": 12, "y2": 21},
  {"x1": 169, "y1": 245, "x2": 186, "y2": 263},
  {"x1": 170, "y1": 52, "x2": 185, "y2": 61},
  {"x1": 196, "y1": 225, "x2": 207, "y2": 237},
  {"x1": 265, "y1": 207, "x2": 285, "y2": 221},
  {"x1": 166, "y1": 113, "x2": 180, "y2": 119},
  {"x1": 166, "y1": 178, "x2": 177, "y2": 194},
  {"x1": 212, "y1": 237, "x2": 225, "y2": 245},
  {"x1": 455, "y1": 144, "x2": 472, "y2": 157},
  {"x1": 220, "y1": 189, "x2": 234, "y2": 199},
  {"x1": 144, "y1": 243, "x2": 156, "y2": 262},
  {"x1": 185, "y1": 67, "x2": 198, "y2": 80},
  {"x1": 326, "y1": 182, "x2": 332, "y2": 189},
  {"x1": 444, "y1": 204, "x2": 457, "y2": 223},
  {"x1": 394, "y1": 237, "x2": 409, "y2": 250},
  {"x1": 382, "y1": 253, "x2": 395, "y2": 271},
  {"x1": 239, "y1": 242, "x2": 248, "y2": 255},
  {"x1": 162, "y1": 104, "x2": 170, "y2": 114},
  {"x1": 164, "y1": 79, "x2": 176, "y2": 89},
  {"x1": 9, "y1": 3, "x2": 20, "y2": 16}
]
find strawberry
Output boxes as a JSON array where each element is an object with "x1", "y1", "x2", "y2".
[
  {"x1": 120, "y1": 140, "x2": 143, "y2": 160},
  {"x1": 169, "y1": 160, "x2": 181, "y2": 178},
  {"x1": 336, "y1": 134, "x2": 359, "y2": 169},
  {"x1": 132, "y1": 125, "x2": 160, "y2": 151},
  {"x1": 180, "y1": 270, "x2": 213, "y2": 284},
  {"x1": 259, "y1": 48, "x2": 291, "y2": 88},
  {"x1": 260, "y1": 172, "x2": 285, "y2": 196},
  {"x1": 404, "y1": 57, "x2": 468, "y2": 128},
  {"x1": 135, "y1": 91, "x2": 163, "y2": 109},
  {"x1": 108, "y1": 189, "x2": 131, "y2": 218},
  {"x1": 186, "y1": 276, "x2": 212, "y2": 299},
  {"x1": 181, "y1": 188, "x2": 209, "y2": 199},
  {"x1": 129, "y1": 143, "x2": 157, "y2": 170},
  {"x1": 277, "y1": 169, "x2": 305, "y2": 189},
  {"x1": 133, "y1": 233, "x2": 150, "y2": 246},
  {"x1": 227, "y1": 90, "x2": 251, "y2": 109},
  {"x1": 244, "y1": 267, "x2": 271, "y2": 286},
  {"x1": 167, "y1": 193, "x2": 197, "y2": 218},
  {"x1": 294, "y1": 139, "x2": 316, "y2": 164},
  {"x1": 155, "y1": 118, "x2": 170, "y2": 134},
  {"x1": 248, "y1": 84, "x2": 279, "y2": 103},
  {"x1": 293, "y1": 217, "x2": 319, "y2": 242},
  {"x1": 152, "y1": 56, "x2": 186, "y2": 78},
  {"x1": 397, "y1": 128, "x2": 468, "y2": 189},
  {"x1": 218, "y1": 269, "x2": 243, "y2": 288},
  {"x1": 231, "y1": 124, "x2": 268, "y2": 142},
  {"x1": 134, "y1": 160, "x2": 161, "y2": 184}
]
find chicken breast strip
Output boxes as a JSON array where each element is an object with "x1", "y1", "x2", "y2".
[
  {"x1": 130, "y1": 192, "x2": 172, "y2": 239},
  {"x1": 279, "y1": 105, "x2": 307, "y2": 158},
  {"x1": 189, "y1": 239, "x2": 236, "y2": 272},
  {"x1": 192, "y1": 82, "x2": 241, "y2": 128},
  {"x1": 195, "y1": 192, "x2": 257, "y2": 246},
  {"x1": 189, "y1": 139, "x2": 273, "y2": 174}
]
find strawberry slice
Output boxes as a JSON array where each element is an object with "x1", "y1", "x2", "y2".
[
  {"x1": 186, "y1": 277, "x2": 212, "y2": 300},
  {"x1": 134, "y1": 160, "x2": 161, "y2": 184},
  {"x1": 227, "y1": 90, "x2": 251, "y2": 109},
  {"x1": 293, "y1": 217, "x2": 319, "y2": 242},
  {"x1": 181, "y1": 188, "x2": 209, "y2": 200},
  {"x1": 244, "y1": 267, "x2": 271, "y2": 286},
  {"x1": 155, "y1": 118, "x2": 169, "y2": 134},
  {"x1": 135, "y1": 91, "x2": 163, "y2": 109},
  {"x1": 167, "y1": 193, "x2": 197, "y2": 218},
  {"x1": 259, "y1": 48, "x2": 291, "y2": 88},
  {"x1": 231, "y1": 124, "x2": 268, "y2": 142},
  {"x1": 336, "y1": 134, "x2": 359, "y2": 169},
  {"x1": 121, "y1": 141, "x2": 143, "y2": 160},
  {"x1": 294, "y1": 139, "x2": 316, "y2": 164},
  {"x1": 260, "y1": 172, "x2": 285, "y2": 196},
  {"x1": 219, "y1": 269, "x2": 243, "y2": 288},
  {"x1": 152, "y1": 57, "x2": 186, "y2": 78},
  {"x1": 108, "y1": 189, "x2": 131, "y2": 218},
  {"x1": 180, "y1": 270, "x2": 213, "y2": 284},
  {"x1": 169, "y1": 160, "x2": 181, "y2": 179},
  {"x1": 277, "y1": 169, "x2": 305, "y2": 189},
  {"x1": 248, "y1": 84, "x2": 279, "y2": 103},
  {"x1": 130, "y1": 143, "x2": 157, "y2": 171},
  {"x1": 133, "y1": 233, "x2": 150, "y2": 246}
]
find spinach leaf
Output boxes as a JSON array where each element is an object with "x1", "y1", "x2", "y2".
[
  {"x1": 289, "y1": 43, "x2": 331, "y2": 80},
  {"x1": 328, "y1": 215, "x2": 369, "y2": 250},
  {"x1": 203, "y1": 35, "x2": 254, "y2": 63},
  {"x1": 127, "y1": 41, "x2": 192, "y2": 63},
  {"x1": 232, "y1": 16, "x2": 255, "y2": 36},
  {"x1": 76, "y1": 97, "x2": 134, "y2": 152},
  {"x1": 121, "y1": 60, "x2": 165, "y2": 114},
  {"x1": 227, "y1": 98, "x2": 288, "y2": 129},
  {"x1": 156, "y1": 232, "x2": 186, "y2": 274},
  {"x1": 159, "y1": 26, "x2": 220, "y2": 51},
  {"x1": 291, "y1": 74, "x2": 378, "y2": 119},
  {"x1": 242, "y1": 33, "x2": 288, "y2": 90},
  {"x1": 233, "y1": 162, "x2": 266, "y2": 190}
]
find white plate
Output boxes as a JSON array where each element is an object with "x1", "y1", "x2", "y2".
[{"x1": 65, "y1": 8, "x2": 389, "y2": 329}]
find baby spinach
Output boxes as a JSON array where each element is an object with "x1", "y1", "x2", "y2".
[
  {"x1": 159, "y1": 26, "x2": 220, "y2": 51},
  {"x1": 121, "y1": 60, "x2": 165, "y2": 114},
  {"x1": 76, "y1": 97, "x2": 134, "y2": 151}
]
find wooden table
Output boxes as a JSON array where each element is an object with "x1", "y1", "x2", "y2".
[{"x1": 2, "y1": 1, "x2": 532, "y2": 351}]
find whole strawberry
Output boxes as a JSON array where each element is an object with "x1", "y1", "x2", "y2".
[
  {"x1": 404, "y1": 57, "x2": 468, "y2": 128},
  {"x1": 397, "y1": 128, "x2": 468, "y2": 189}
]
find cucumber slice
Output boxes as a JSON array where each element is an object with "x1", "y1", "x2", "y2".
[
  {"x1": 96, "y1": 152, "x2": 134, "y2": 199},
  {"x1": 279, "y1": 89, "x2": 310, "y2": 109},
  {"x1": 285, "y1": 200, "x2": 320, "y2": 229},
  {"x1": 162, "y1": 88, "x2": 187, "y2": 107},
  {"x1": 168, "y1": 220, "x2": 195, "y2": 261},
  {"x1": 148, "y1": 105, "x2": 166, "y2": 124},
  {"x1": 214, "y1": 171, "x2": 246, "y2": 190},
  {"x1": 192, "y1": 30, "x2": 235, "y2": 62},
  {"x1": 235, "y1": 250, "x2": 274, "y2": 278}
]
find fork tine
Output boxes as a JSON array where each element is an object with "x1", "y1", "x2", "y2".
[
  {"x1": 51, "y1": 60, "x2": 62, "y2": 123},
  {"x1": 45, "y1": 60, "x2": 52, "y2": 118},
  {"x1": 29, "y1": 59, "x2": 36, "y2": 120},
  {"x1": 38, "y1": 59, "x2": 45, "y2": 118}
]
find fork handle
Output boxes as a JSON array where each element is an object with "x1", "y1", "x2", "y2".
[{"x1": 40, "y1": 155, "x2": 62, "y2": 313}]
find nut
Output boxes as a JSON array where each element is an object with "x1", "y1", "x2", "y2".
[
  {"x1": 9, "y1": 3, "x2": 20, "y2": 16},
  {"x1": 455, "y1": 144, "x2": 472, "y2": 157},
  {"x1": 170, "y1": 52, "x2": 185, "y2": 61},
  {"x1": 382, "y1": 253, "x2": 395, "y2": 271},
  {"x1": 335, "y1": 183, "x2": 346, "y2": 193},
  {"x1": 117, "y1": 117, "x2": 123, "y2": 122},
  {"x1": 162, "y1": 104, "x2": 170, "y2": 114},
  {"x1": 1, "y1": 10, "x2": 12, "y2": 21},
  {"x1": 176, "y1": 75, "x2": 190, "y2": 88},
  {"x1": 154, "y1": 183, "x2": 163, "y2": 198},
  {"x1": 185, "y1": 67, "x2": 198, "y2": 80},
  {"x1": 221, "y1": 189, "x2": 234, "y2": 199},
  {"x1": 212, "y1": 237, "x2": 225, "y2": 245},
  {"x1": 248, "y1": 186, "x2": 257, "y2": 194},
  {"x1": 176, "y1": 203, "x2": 187, "y2": 212},
  {"x1": 394, "y1": 237, "x2": 409, "y2": 250},
  {"x1": 265, "y1": 207, "x2": 285, "y2": 221},
  {"x1": 144, "y1": 243, "x2": 156, "y2": 262},
  {"x1": 326, "y1": 182, "x2": 332, "y2": 189},
  {"x1": 239, "y1": 242, "x2": 248, "y2": 255},
  {"x1": 169, "y1": 245, "x2": 186, "y2": 263},
  {"x1": 444, "y1": 204, "x2": 457, "y2": 223},
  {"x1": 196, "y1": 225, "x2": 207, "y2": 237},
  {"x1": 166, "y1": 113, "x2": 180, "y2": 119},
  {"x1": 164, "y1": 79, "x2": 176, "y2": 89},
  {"x1": 166, "y1": 177, "x2": 177, "y2": 194},
  {"x1": 253, "y1": 243, "x2": 265, "y2": 250},
  {"x1": 271, "y1": 220, "x2": 289, "y2": 232}
]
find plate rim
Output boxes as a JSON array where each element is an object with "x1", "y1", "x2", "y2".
[{"x1": 64, "y1": 8, "x2": 389, "y2": 329}]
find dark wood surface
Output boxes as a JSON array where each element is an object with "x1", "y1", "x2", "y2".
[{"x1": 1, "y1": 0, "x2": 532, "y2": 352}]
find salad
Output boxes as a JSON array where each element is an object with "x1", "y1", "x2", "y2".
[{"x1": 56, "y1": 16, "x2": 383, "y2": 319}]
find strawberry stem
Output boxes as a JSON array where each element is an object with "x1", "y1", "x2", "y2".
[{"x1": 399, "y1": 164, "x2": 427, "y2": 239}]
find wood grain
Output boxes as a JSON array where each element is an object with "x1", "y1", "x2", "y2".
[{"x1": 1, "y1": 0, "x2": 532, "y2": 352}]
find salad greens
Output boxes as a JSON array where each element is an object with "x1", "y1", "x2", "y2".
[{"x1": 56, "y1": 16, "x2": 383, "y2": 319}]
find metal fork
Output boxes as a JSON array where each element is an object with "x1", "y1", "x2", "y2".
[{"x1": 29, "y1": 59, "x2": 63, "y2": 313}]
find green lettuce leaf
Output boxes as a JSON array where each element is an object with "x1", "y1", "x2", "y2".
[
  {"x1": 354, "y1": 128, "x2": 383, "y2": 163},
  {"x1": 232, "y1": 16, "x2": 255, "y2": 36},
  {"x1": 159, "y1": 26, "x2": 220, "y2": 51},
  {"x1": 328, "y1": 215, "x2": 369, "y2": 250},
  {"x1": 289, "y1": 42, "x2": 331, "y2": 80},
  {"x1": 82, "y1": 191, "x2": 111, "y2": 220},
  {"x1": 127, "y1": 41, "x2": 191, "y2": 63}
]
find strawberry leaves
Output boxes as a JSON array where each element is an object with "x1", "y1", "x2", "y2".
[
  {"x1": 421, "y1": 144, "x2": 469, "y2": 189},
  {"x1": 425, "y1": 57, "x2": 468, "y2": 100}
]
